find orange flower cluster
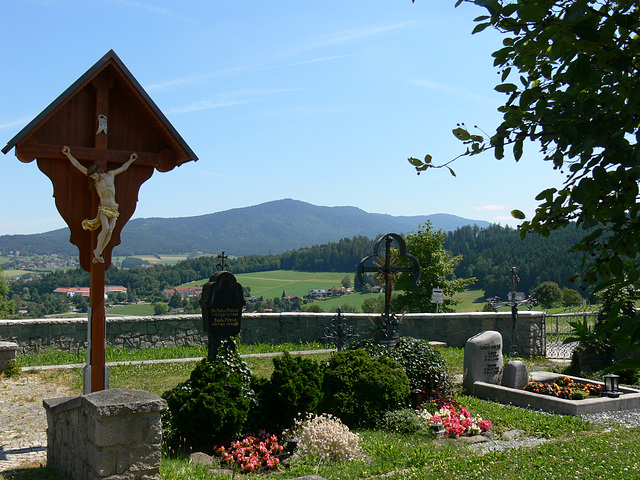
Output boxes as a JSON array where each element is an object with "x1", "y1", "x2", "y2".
[{"x1": 523, "y1": 376, "x2": 603, "y2": 400}]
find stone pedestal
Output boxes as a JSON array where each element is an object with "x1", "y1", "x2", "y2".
[
  {"x1": 462, "y1": 330, "x2": 503, "y2": 395},
  {"x1": 501, "y1": 359, "x2": 530, "y2": 389},
  {"x1": 44, "y1": 389, "x2": 167, "y2": 480},
  {"x1": 0, "y1": 341, "x2": 18, "y2": 372}
]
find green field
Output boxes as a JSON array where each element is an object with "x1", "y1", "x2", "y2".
[
  {"x1": 112, "y1": 255, "x2": 190, "y2": 266},
  {"x1": 451, "y1": 286, "x2": 487, "y2": 312},
  {"x1": 108, "y1": 303, "x2": 156, "y2": 316},
  {"x1": 185, "y1": 270, "x2": 356, "y2": 299}
]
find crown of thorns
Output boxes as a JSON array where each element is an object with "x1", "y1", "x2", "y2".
[{"x1": 86, "y1": 165, "x2": 103, "y2": 176}]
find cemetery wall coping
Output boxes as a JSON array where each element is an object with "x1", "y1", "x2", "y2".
[{"x1": 0, "y1": 311, "x2": 545, "y2": 357}]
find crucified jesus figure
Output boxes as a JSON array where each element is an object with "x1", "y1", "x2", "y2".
[{"x1": 62, "y1": 146, "x2": 137, "y2": 263}]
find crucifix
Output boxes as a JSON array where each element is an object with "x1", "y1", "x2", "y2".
[
  {"x1": 488, "y1": 266, "x2": 538, "y2": 357},
  {"x1": 2, "y1": 51, "x2": 197, "y2": 392},
  {"x1": 357, "y1": 233, "x2": 420, "y2": 346}
]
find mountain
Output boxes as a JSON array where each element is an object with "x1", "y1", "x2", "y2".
[{"x1": 0, "y1": 199, "x2": 492, "y2": 256}]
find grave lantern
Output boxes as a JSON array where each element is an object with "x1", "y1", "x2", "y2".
[{"x1": 604, "y1": 373, "x2": 620, "y2": 398}]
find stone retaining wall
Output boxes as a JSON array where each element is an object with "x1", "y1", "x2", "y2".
[
  {"x1": 43, "y1": 389, "x2": 166, "y2": 480},
  {"x1": 0, "y1": 311, "x2": 545, "y2": 357}
]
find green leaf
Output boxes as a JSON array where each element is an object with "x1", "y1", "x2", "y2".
[
  {"x1": 472, "y1": 22, "x2": 491, "y2": 34},
  {"x1": 517, "y1": 4, "x2": 546, "y2": 23},
  {"x1": 495, "y1": 83, "x2": 518, "y2": 93},
  {"x1": 424, "y1": 154, "x2": 432, "y2": 164},
  {"x1": 446, "y1": 166, "x2": 456, "y2": 177},
  {"x1": 408, "y1": 157, "x2": 423, "y2": 167},
  {"x1": 609, "y1": 255, "x2": 624, "y2": 277},
  {"x1": 452, "y1": 127, "x2": 471, "y2": 141},
  {"x1": 511, "y1": 209, "x2": 526, "y2": 220},
  {"x1": 534, "y1": 188, "x2": 557, "y2": 201}
]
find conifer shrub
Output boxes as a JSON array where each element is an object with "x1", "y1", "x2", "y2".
[
  {"x1": 319, "y1": 349, "x2": 410, "y2": 428},
  {"x1": 252, "y1": 351, "x2": 323, "y2": 433},
  {"x1": 162, "y1": 342, "x2": 254, "y2": 453}
]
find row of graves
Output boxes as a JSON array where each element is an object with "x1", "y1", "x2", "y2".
[{"x1": 3, "y1": 50, "x2": 640, "y2": 480}]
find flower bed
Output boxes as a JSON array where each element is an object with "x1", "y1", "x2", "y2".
[
  {"x1": 418, "y1": 404, "x2": 491, "y2": 438},
  {"x1": 215, "y1": 430, "x2": 284, "y2": 473},
  {"x1": 523, "y1": 376, "x2": 603, "y2": 400}
]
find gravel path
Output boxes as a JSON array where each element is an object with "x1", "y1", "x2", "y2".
[{"x1": 0, "y1": 374, "x2": 74, "y2": 473}]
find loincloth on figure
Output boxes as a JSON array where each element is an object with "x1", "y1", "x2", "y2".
[{"x1": 82, "y1": 204, "x2": 120, "y2": 231}]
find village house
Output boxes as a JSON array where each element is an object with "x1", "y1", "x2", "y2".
[
  {"x1": 53, "y1": 286, "x2": 127, "y2": 298},
  {"x1": 162, "y1": 286, "x2": 202, "y2": 298}
]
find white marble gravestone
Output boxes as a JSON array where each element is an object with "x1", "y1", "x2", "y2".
[{"x1": 462, "y1": 330, "x2": 503, "y2": 394}]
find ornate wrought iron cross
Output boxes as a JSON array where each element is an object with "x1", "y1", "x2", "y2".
[
  {"x1": 357, "y1": 233, "x2": 420, "y2": 344},
  {"x1": 323, "y1": 306, "x2": 359, "y2": 350},
  {"x1": 216, "y1": 251, "x2": 229, "y2": 271},
  {"x1": 488, "y1": 266, "x2": 538, "y2": 356}
]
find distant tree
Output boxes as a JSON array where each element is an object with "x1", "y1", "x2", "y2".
[
  {"x1": 122, "y1": 257, "x2": 145, "y2": 269},
  {"x1": 393, "y1": 222, "x2": 475, "y2": 313},
  {"x1": 361, "y1": 295, "x2": 385, "y2": 314},
  {"x1": 72, "y1": 294, "x2": 89, "y2": 313},
  {"x1": 303, "y1": 304, "x2": 324, "y2": 313},
  {"x1": 168, "y1": 293, "x2": 184, "y2": 310},
  {"x1": 341, "y1": 275, "x2": 352, "y2": 289},
  {"x1": 0, "y1": 268, "x2": 15, "y2": 318},
  {"x1": 154, "y1": 302, "x2": 169, "y2": 315},
  {"x1": 561, "y1": 287, "x2": 583, "y2": 309},
  {"x1": 532, "y1": 281, "x2": 562, "y2": 310}
]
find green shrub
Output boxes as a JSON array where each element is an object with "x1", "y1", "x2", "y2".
[
  {"x1": 319, "y1": 349, "x2": 410, "y2": 428},
  {"x1": 347, "y1": 337, "x2": 453, "y2": 401},
  {"x1": 162, "y1": 342, "x2": 253, "y2": 453},
  {"x1": 252, "y1": 351, "x2": 323, "y2": 433},
  {"x1": 380, "y1": 408, "x2": 430, "y2": 435},
  {"x1": 387, "y1": 337, "x2": 453, "y2": 400}
]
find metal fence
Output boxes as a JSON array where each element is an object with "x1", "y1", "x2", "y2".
[{"x1": 544, "y1": 311, "x2": 598, "y2": 359}]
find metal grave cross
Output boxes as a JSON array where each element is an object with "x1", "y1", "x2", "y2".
[
  {"x1": 488, "y1": 266, "x2": 538, "y2": 356},
  {"x1": 357, "y1": 233, "x2": 420, "y2": 343}
]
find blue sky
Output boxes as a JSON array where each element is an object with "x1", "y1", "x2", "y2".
[{"x1": 1, "y1": 1, "x2": 565, "y2": 236}]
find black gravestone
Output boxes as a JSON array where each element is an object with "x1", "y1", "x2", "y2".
[{"x1": 199, "y1": 271, "x2": 246, "y2": 361}]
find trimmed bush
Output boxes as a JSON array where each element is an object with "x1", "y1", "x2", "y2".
[
  {"x1": 319, "y1": 349, "x2": 410, "y2": 428},
  {"x1": 349, "y1": 337, "x2": 453, "y2": 401},
  {"x1": 253, "y1": 351, "x2": 323, "y2": 433},
  {"x1": 162, "y1": 343, "x2": 253, "y2": 453}
]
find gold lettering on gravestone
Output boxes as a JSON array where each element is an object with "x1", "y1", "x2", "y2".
[{"x1": 210, "y1": 307, "x2": 241, "y2": 328}]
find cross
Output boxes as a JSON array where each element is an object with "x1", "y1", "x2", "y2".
[
  {"x1": 3, "y1": 51, "x2": 197, "y2": 393},
  {"x1": 217, "y1": 251, "x2": 229, "y2": 271},
  {"x1": 488, "y1": 266, "x2": 538, "y2": 356},
  {"x1": 357, "y1": 233, "x2": 420, "y2": 343}
]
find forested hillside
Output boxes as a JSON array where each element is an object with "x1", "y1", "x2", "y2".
[
  {"x1": 0, "y1": 199, "x2": 490, "y2": 257},
  {"x1": 444, "y1": 224, "x2": 588, "y2": 298}
]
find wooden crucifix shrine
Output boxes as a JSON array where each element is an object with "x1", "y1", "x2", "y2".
[{"x1": 2, "y1": 50, "x2": 197, "y2": 392}]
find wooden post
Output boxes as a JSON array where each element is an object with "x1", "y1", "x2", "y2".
[{"x1": 89, "y1": 260, "x2": 106, "y2": 391}]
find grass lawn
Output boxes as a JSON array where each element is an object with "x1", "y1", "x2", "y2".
[
  {"x1": 107, "y1": 303, "x2": 156, "y2": 316},
  {"x1": 183, "y1": 270, "x2": 355, "y2": 300},
  {"x1": 451, "y1": 286, "x2": 487, "y2": 312}
]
